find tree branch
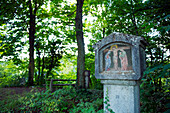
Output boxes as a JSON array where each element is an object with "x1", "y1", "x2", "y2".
[{"x1": 67, "y1": 10, "x2": 77, "y2": 17}]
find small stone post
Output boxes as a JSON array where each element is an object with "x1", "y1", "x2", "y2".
[
  {"x1": 93, "y1": 32, "x2": 147, "y2": 113},
  {"x1": 50, "y1": 79, "x2": 53, "y2": 92},
  {"x1": 84, "y1": 70, "x2": 91, "y2": 89}
]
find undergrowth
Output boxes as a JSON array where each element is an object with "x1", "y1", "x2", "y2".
[{"x1": 0, "y1": 87, "x2": 103, "y2": 112}]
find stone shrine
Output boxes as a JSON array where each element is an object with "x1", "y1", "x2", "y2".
[{"x1": 93, "y1": 32, "x2": 147, "y2": 113}]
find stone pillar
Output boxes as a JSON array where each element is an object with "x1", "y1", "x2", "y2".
[
  {"x1": 93, "y1": 32, "x2": 147, "y2": 113},
  {"x1": 102, "y1": 80, "x2": 140, "y2": 113}
]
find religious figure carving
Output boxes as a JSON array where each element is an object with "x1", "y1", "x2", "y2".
[
  {"x1": 103, "y1": 44, "x2": 131, "y2": 72},
  {"x1": 105, "y1": 51, "x2": 111, "y2": 71},
  {"x1": 110, "y1": 45, "x2": 118, "y2": 70},
  {"x1": 119, "y1": 49, "x2": 128, "y2": 70}
]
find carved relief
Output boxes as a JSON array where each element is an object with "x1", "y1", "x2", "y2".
[
  {"x1": 103, "y1": 44, "x2": 132, "y2": 72},
  {"x1": 105, "y1": 51, "x2": 111, "y2": 71}
]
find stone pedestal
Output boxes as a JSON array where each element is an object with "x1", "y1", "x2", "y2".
[{"x1": 101, "y1": 80, "x2": 140, "y2": 113}]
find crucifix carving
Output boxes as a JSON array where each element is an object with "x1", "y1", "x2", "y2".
[{"x1": 104, "y1": 44, "x2": 130, "y2": 71}]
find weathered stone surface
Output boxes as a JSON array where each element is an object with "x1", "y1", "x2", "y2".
[
  {"x1": 102, "y1": 80, "x2": 140, "y2": 113},
  {"x1": 93, "y1": 32, "x2": 147, "y2": 80}
]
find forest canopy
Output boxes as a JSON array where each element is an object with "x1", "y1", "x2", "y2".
[{"x1": 0, "y1": 0, "x2": 169, "y2": 81}]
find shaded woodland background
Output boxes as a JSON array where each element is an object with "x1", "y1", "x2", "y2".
[{"x1": 0, "y1": 0, "x2": 169, "y2": 112}]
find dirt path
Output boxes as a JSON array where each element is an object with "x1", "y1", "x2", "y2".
[{"x1": 0, "y1": 87, "x2": 46, "y2": 100}]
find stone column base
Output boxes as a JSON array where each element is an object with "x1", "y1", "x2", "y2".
[{"x1": 101, "y1": 80, "x2": 140, "y2": 113}]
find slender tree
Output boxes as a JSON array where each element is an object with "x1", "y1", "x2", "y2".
[
  {"x1": 28, "y1": 0, "x2": 36, "y2": 85},
  {"x1": 75, "y1": 0, "x2": 85, "y2": 88},
  {"x1": 0, "y1": 0, "x2": 53, "y2": 85}
]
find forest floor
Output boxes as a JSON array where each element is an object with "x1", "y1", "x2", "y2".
[
  {"x1": 0, "y1": 87, "x2": 46, "y2": 101},
  {"x1": 0, "y1": 86, "x2": 103, "y2": 112}
]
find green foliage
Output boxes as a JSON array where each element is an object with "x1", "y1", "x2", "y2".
[
  {"x1": 57, "y1": 55, "x2": 77, "y2": 80},
  {"x1": 0, "y1": 95, "x2": 22, "y2": 112},
  {"x1": 0, "y1": 87, "x2": 103, "y2": 112},
  {"x1": 85, "y1": 53, "x2": 95, "y2": 75},
  {"x1": 0, "y1": 60, "x2": 28, "y2": 87},
  {"x1": 0, "y1": 88, "x2": 31, "y2": 112},
  {"x1": 0, "y1": 0, "x2": 66, "y2": 86},
  {"x1": 70, "y1": 98, "x2": 103, "y2": 113},
  {"x1": 90, "y1": 75, "x2": 103, "y2": 90},
  {"x1": 140, "y1": 63, "x2": 170, "y2": 112},
  {"x1": 104, "y1": 88, "x2": 115, "y2": 113},
  {"x1": 20, "y1": 90, "x2": 59, "y2": 112},
  {"x1": 84, "y1": 53, "x2": 103, "y2": 90}
]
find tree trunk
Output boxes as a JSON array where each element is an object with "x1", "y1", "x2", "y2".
[
  {"x1": 47, "y1": 54, "x2": 54, "y2": 79},
  {"x1": 37, "y1": 44, "x2": 41, "y2": 85},
  {"x1": 75, "y1": 0, "x2": 85, "y2": 88},
  {"x1": 41, "y1": 54, "x2": 45, "y2": 85},
  {"x1": 130, "y1": 0, "x2": 138, "y2": 35},
  {"x1": 28, "y1": 0, "x2": 36, "y2": 86}
]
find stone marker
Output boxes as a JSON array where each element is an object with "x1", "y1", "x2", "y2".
[
  {"x1": 84, "y1": 70, "x2": 91, "y2": 89},
  {"x1": 93, "y1": 32, "x2": 147, "y2": 113}
]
